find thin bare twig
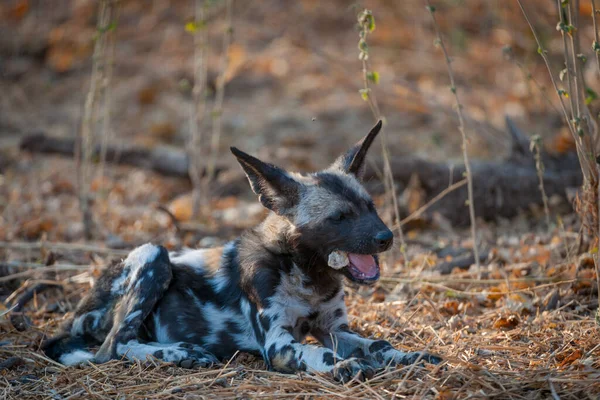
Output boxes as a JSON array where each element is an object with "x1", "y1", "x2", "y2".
[
  {"x1": 530, "y1": 135, "x2": 551, "y2": 227},
  {"x1": 98, "y1": 3, "x2": 119, "y2": 182},
  {"x1": 189, "y1": 0, "x2": 209, "y2": 219},
  {"x1": 397, "y1": 178, "x2": 467, "y2": 228},
  {"x1": 356, "y1": 10, "x2": 407, "y2": 262},
  {"x1": 425, "y1": 1, "x2": 480, "y2": 275},
  {"x1": 517, "y1": 0, "x2": 590, "y2": 182},
  {"x1": 206, "y1": 0, "x2": 234, "y2": 183},
  {"x1": 0, "y1": 262, "x2": 90, "y2": 283},
  {"x1": 592, "y1": 0, "x2": 600, "y2": 76},
  {"x1": 78, "y1": 0, "x2": 115, "y2": 239}
]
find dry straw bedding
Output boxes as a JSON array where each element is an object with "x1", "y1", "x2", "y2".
[{"x1": 1, "y1": 260, "x2": 599, "y2": 399}]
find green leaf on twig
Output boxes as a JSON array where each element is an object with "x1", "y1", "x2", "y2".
[
  {"x1": 366, "y1": 14, "x2": 375, "y2": 32},
  {"x1": 586, "y1": 88, "x2": 598, "y2": 105},
  {"x1": 358, "y1": 10, "x2": 376, "y2": 32},
  {"x1": 367, "y1": 71, "x2": 380, "y2": 84},
  {"x1": 359, "y1": 88, "x2": 371, "y2": 101},
  {"x1": 185, "y1": 21, "x2": 205, "y2": 33},
  {"x1": 98, "y1": 22, "x2": 117, "y2": 33}
]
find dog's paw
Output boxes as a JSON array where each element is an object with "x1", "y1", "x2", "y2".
[
  {"x1": 153, "y1": 345, "x2": 218, "y2": 369},
  {"x1": 332, "y1": 358, "x2": 375, "y2": 383},
  {"x1": 395, "y1": 351, "x2": 443, "y2": 366},
  {"x1": 177, "y1": 356, "x2": 215, "y2": 369},
  {"x1": 176, "y1": 348, "x2": 218, "y2": 369}
]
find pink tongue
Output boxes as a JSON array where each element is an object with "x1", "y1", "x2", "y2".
[{"x1": 348, "y1": 253, "x2": 378, "y2": 276}]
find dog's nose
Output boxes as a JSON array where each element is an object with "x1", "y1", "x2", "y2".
[{"x1": 374, "y1": 230, "x2": 393, "y2": 250}]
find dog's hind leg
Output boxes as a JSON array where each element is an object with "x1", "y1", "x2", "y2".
[
  {"x1": 92, "y1": 244, "x2": 217, "y2": 368},
  {"x1": 94, "y1": 244, "x2": 173, "y2": 363}
]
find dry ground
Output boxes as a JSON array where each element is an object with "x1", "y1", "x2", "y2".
[
  {"x1": 1, "y1": 244, "x2": 599, "y2": 399},
  {"x1": 0, "y1": 157, "x2": 599, "y2": 399}
]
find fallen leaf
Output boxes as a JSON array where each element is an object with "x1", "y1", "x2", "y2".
[
  {"x1": 558, "y1": 349, "x2": 583, "y2": 368},
  {"x1": 435, "y1": 389, "x2": 455, "y2": 400},
  {"x1": 493, "y1": 314, "x2": 519, "y2": 330},
  {"x1": 371, "y1": 287, "x2": 387, "y2": 303},
  {"x1": 441, "y1": 300, "x2": 460, "y2": 316},
  {"x1": 168, "y1": 193, "x2": 193, "y2": 222}
]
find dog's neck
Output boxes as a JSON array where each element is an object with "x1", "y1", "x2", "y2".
[{"x1": 238, "y1": 212, "x2": 342, "y2": 299}]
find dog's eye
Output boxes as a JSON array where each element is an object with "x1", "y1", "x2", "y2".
[{"x1": 329, "y1": 211, "x2": 348, "y2": 222}]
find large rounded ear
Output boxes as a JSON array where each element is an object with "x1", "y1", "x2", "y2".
[
  {"x1": 329, "y1": 120, "x2": 382, "y2": 180},
  {"x1": 230, "y1": 147, "x2": 301, "y2": 215}
]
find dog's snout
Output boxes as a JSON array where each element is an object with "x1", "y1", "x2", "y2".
[{"x1": 374, "y1": 230, "x2": 393, "y2": 251}]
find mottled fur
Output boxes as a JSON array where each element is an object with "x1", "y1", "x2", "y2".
[{"x1": 43, "y1": 121, "x2": 441, "y2": 382}]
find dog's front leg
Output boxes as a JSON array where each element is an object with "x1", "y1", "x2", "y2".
[
  {"x1": 320, "y1": 325, "x2": 442, "y2": 369},
  {"x1": 262, "y1": 324, "x2": 375, "y2": 382},
  {"x1": 313, "y1": 295, "x2": 441, "y2": 370}
]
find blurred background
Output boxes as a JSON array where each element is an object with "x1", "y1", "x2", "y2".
[{"x1": 0, "y1": 0, "x2": 592, "y2": 249}]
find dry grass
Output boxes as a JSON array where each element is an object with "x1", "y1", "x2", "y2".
[{"x1": 1, "y1": 254, "x2": 599, "y2": 399}]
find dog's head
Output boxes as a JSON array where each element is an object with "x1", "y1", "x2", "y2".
[{"x1": 231, "y1": 121, "x2": 392, "y2": 284}]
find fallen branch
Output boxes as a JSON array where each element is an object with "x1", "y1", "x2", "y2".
[
  {"x1": 20, "y1": 133, "x2": 226, "y2": 179},
  {"x1": 0, "y1": 262, "x2": 90, "y2": 283},
  {"x1": 425, "y1": 0, "x2": 480, "y2": 275},
  {"x1": 0, "y1": 241, "x2": 130, "y2": 257},
  {"x1": 20, "y1": 119, "x2": 583, "y2": 226}
]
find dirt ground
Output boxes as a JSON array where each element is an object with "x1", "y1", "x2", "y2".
[{"x1": 1, "y1": 0, "x2": 600, "y2": 399}]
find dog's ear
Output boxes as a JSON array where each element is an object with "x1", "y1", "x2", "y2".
[
  {"x1": 330, "y1": 120, "x2": 382, "y2": 180},
  {"x1": 231, "y1": 147, "x2": 300, "y2": 215}
]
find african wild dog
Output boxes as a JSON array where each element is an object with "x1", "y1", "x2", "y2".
[{"x1": 43, "y1": 121, "x2": 441, "y2": 382}]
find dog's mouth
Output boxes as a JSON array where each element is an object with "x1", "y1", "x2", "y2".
[{"x1": 328, "y1": 251, "x2": 380, "y2": 284}]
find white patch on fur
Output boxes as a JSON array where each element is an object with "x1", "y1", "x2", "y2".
[
  {"x1": 265, "y1": 264, "x2": 315, "y2": 318},
  {"x1": 125, "y1": 244, "x2": 160, "y2": 290},
  {"x1": 294, "y1": 343, "x2": 337, "y2": 373},
  {"x1": 240, "y1": 297, "x2": 252, "y2": 319},
  {"x1": 233, "y1": 317, "x2": 260, "y2": 352},
  {"x1": 71, "y1": 310, "x2": 104, "y2": 336},
  {"x1": 116, "y1": 340, "x2": 187, "y2": 362},
  {"x1": 222, "y1": 240, "x2": 236, "y2": 255},
  {"x1": 211, "y1": 241, "x2": 237, "y2": 292},
  {"x1": 170, "y1": 248, "x2": 208, "y2": 270},
  {"x1": 59, "y1": 350, "x2": 94, "y2": 366},
  {"x1": 266, "y1": 328, "x2": 336, "y2": 373},
  {"x1": 211, "y1": 269, "x2": 230, "y2": 293},
  {"x1": 124, "y1": 310, "x2": 142, "y2": 324},
  {"x1": 315, "y1": 292, "x2": 349, "y2": 331},
  {"x1": 111, "y1": 268, "x2": 129, "y2": 294},
  {"x1": 201, "y1": 302, "x2": 228, "y2": 345},
  {"x1": 153, "y1": 313, "x2": 171, "y2": 343}
]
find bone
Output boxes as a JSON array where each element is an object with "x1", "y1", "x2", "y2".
[{"x1": 328, "y1": 251, "x2": 349, "y2": 269}]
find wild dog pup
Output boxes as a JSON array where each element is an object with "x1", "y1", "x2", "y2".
[{"x1": 43, "y1": 121, "x2": 441, "y2": 382}]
